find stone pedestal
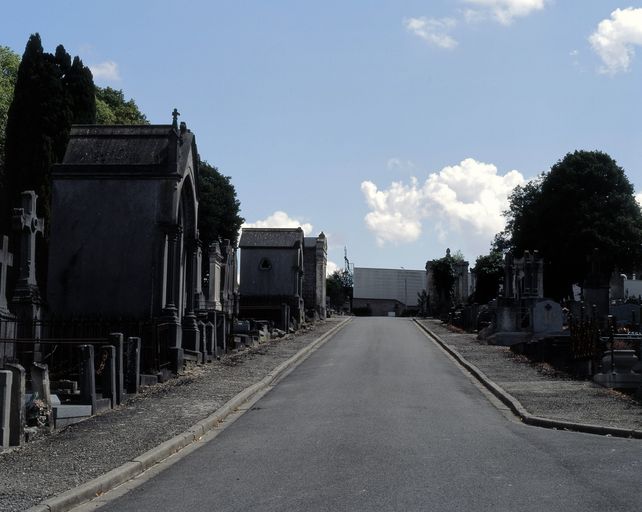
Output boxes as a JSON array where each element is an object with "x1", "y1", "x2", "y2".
[
  {"x1": 125, "y1": 337, "x2": 141, "y2": 394},
  {"x1": 0, "y1": 370, "x2": 12, "y2": 448},
  {"x1": 79, "y1": 345, "x2": 97, "y2": 414},
  {"x1": 6, "y1": 363, "x2": 25, "y2": 446}
]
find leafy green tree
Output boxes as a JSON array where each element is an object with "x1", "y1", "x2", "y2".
[
  {"x1": 95, "y1": 87, "x2": 148, "y2": 125},
  {"x1": 502, "y1": 150, "x2": 642, "y2": 300},
  {"x1": 472, "y1": 250, "x2": 503, "y2": 303},
  {"x1": 326, "y1": 269, "x2": 353, "y2": 310},
  {"x1": 197, "y1": 159, "x2": 244, "y2": 249},
  {"x1": 0, "y1": 46, "x2": 20, "y2": 171}
]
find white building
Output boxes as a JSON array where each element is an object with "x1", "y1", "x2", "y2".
[{"x1": 353, "y1": 267, "x2": 426, "y2": 316}]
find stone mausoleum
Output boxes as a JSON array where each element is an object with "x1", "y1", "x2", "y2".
[
  {"x1": 47, "y1": 119, "x2": 200, "y2": 371},
  {"x1": 239, "y1": 228, "x2": 305, "y2": 329}
]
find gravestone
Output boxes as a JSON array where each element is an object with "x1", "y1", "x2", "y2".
[
  {"x1": 0, "y1": 235, "x2": 13, "y2": 313},
  {"x1": 609, "y1": 304, "x2": 641, "y2": 330},
  {"x1": 30, "y1": 362, "x2": 53, "y2": 430},
  {"x1": 11, "y1": 191, "x2": 44, "y2": 362},
  {"x1": 0, "y1": 370, "x2": 11, "y2": 448},
  {"x1": 532, "y1": 300, "x2": 563, "y2": 334},
  {"x1": 6, "y1": 363, "x2": 25, "y2": 446},
  {"x1": 0, "y1": 235, "x2": 16, "y2": 364}
]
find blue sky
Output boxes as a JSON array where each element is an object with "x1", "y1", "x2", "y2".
[{"x1": 4, "y1": 1, "x2": 642, "y2": 273}]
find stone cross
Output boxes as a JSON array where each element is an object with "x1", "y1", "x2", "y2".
[
  {"x1": 12, "y1": 191, "x2": 44, "y2": 292},
  {"x1": 172, "y1": 108, "x2": 180, "y2": 130},
  {"x1": 0, "y1": 235, "x2": 12, "y2": 312}
]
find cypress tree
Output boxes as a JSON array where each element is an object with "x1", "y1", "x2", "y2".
[
  {"x1": 3, "y1": 34, "x2": 95, "y2": 228},
  {"x1": 64, "y1": 56, "x2": 96, "y2": 125}
]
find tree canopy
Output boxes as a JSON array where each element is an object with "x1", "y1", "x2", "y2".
[
  {"x1": 472, "y1": 250, "x2": 503, "y2": 304},
  {"x1": 502, "y1": 150, "x2": 642, "y2": 300},
  {"x1": 326, "y1": 269, "x2": 353, "y2": 310},
  {"x1": 95, "y1": 87, "x2": 148, "y2": 125},
  {"x1": 197, "y1": 159, "x2": 244, "y2": 248},
  {"x1": 0, "y1": 46, "x2": 20, "y2": 171}
]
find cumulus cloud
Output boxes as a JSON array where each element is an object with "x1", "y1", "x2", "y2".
[
  {"x1": 326, "y1": 260, "x2": 339, "y2": 276},
  {"x1": 403, "y1": 17, "x2": 458, "y2": 49},
  {"x1": 636, "y1": 191, "x2": 642, "y2": 207},
  {"x1": 89, "y1": 61, "x2": 121, "y2": 81},
  {"x1": 590, "y1": 8, "x2": 642, "y2": 74},
  {"x1": 463, "y1": 0, "x2": 546, "y2": 25},
  {"x1": 242, "y1": 211, "x2": 313, "y2": 235},
  {"x1": 361, "y1": 158, "x2": 526, "y2": 247}
]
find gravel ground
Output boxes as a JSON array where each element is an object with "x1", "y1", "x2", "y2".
[
  {"x1": 418, "y1": 319, "x2": 642, "y2": 430},
  {"x1": 0, "y1": 318, "x2": 345, "y2": 512}
]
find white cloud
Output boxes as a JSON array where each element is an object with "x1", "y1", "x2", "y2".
[
  {"x1": 387, "y1": 158, "x2": 416, "y2": 172},
  {"x1": 403, "y1": 17, "x2": 458, "y2": 49},
  {"x1": 242, "y1": 211, "x2": 314, "y2": 235},
  {"x1": 89, "y1": 61, "x2": 121, "y2": 81},
  {"x1": 589, "y1": 8, "x2": 642, "y2": 74},
  {"x1": 636, "y1": 192, "x2": 642, "y2": 207},
  {"x1": 463, "y1": 0, "x2": 546, "y2": 25},
  {"x1": 361, "y1": 158, "x2": 527, "y2": 247},
  {"x1": 326, "y1": 260, "x2": 339, "y2": 276}
]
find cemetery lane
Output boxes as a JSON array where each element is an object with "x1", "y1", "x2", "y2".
[{"x1": 94, "y1": 317, "x2": 642, "y2": 512}]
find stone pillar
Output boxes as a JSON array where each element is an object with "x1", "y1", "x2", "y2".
[
  {"x1": 161, "y1": 226, "x2": 183, "y2": 373},
  {"x1": 79, "y1": 345, "x2": 96, "y2": 414},
  {"x1": 208, "y1": 242, "x2": 223, "y2": 310},
  {"x1": 6, "y1": 363, "x2": 25, "y2": 446},
  {"x1": 194, "y1": 240, "x2": 205, "y2": 311},
  {"x1": 182, "y1": 239, "x2": 200, "y2": 354},
  {"x1": 99, "y1": 345, "x2": 116, "y2": 408},
  {"x1": 109, "y1": 333, "x2": 124, "y2": 405},
  {"x1": 0, "y1": 370, "x2": 12, "y2": 448},
  {"x1": 30, "y1": 362, "x2": 53, "y2": 430},
  {"x1": 125, "y1": 337, "x2": 141, "y2": 394}
]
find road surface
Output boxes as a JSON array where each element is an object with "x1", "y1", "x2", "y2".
[{"x1": 95, "y1": 318, "x2": 642, "y2": 511}]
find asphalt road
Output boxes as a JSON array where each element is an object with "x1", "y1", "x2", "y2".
[{"x1": 96, "y1": 318, "x2": 642, "y2": 511}]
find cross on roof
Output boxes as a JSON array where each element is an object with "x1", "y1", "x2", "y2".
[
  {"x1": 172, "y1": 108, "x2": 180, "y2": 130},
  {"x1": 0, "y1": 235, "x2": 13, "y2": 311}
]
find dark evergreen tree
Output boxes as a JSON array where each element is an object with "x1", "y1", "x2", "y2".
[
  {"x1": 3, "y1": 34, "x2": 95, "y2": 229},
  {"x1": 64, "y1": 56, "x2": 96, "y2": 124}
]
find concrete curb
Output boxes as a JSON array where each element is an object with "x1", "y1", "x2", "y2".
[
  {"x1": 413, "y1": 319, "x2": 642, "y2": 440},
  {"x1": 26, "y1": 317, "x2": 352, "y2": 512}
]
